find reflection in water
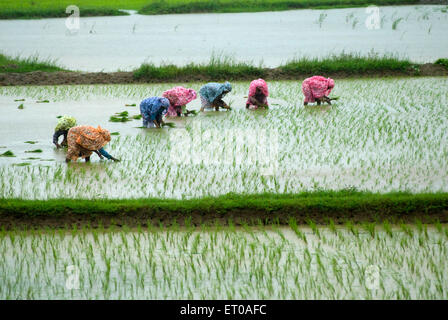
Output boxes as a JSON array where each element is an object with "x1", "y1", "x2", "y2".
[{"x1": 0, "y1": 5, "x2": 447, "y2": 71}]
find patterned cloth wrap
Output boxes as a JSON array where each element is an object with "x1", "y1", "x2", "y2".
[
  {"x1": 199, "y1": 82, "x2": 232, "y2": 108},
  {"x1": 140, "y1": 97, "x2": 170, "y2": 127},
  {"x1": 301, "y1": 76, "x2": 335, "y2": 103},
  {"x1": 54, "y1": 116, "x2": 77, "y2": 132},
  {"x1": 246, "y1": 78, "x2": 269, "y2": 108},
  {"x1": 162, "y1": 87, "x2": 197, "y2": 117},
  {"x1": 66, "y1": 125, "x2": 111, "y2": 161}
]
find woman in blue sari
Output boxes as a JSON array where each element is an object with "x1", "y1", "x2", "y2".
[
  {"x1": 199, "y1": 82, "x2": 232, "y2": 112},
  {"x1": 140, "y1": 97, "x2": 170, "y2": 128}
]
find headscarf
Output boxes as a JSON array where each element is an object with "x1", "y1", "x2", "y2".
[
  {"x1": 199, "y1": 82, "x2": 232, "y2": 104},
  {"x1": 163, "y1": 87, "x2": 197, "y2": 117},
  {"x1": 163, "y1": 87, "x2": 197, "y2": 106},
  {"x1": 248, "y1": 79, "x2": 269, "y2": 97},
  {"x1": 71, "y1": 125, "x2": 111, "y2": 151},
  {"x1": 140, "y1": 97, "x2": 170, "y2": 121},
  {"x1": 55, "y1": 116, "x2": 77, "y2": 132}
]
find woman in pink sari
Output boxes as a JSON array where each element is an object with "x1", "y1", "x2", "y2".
[
  {"x1": 246, "y1": 78, "x2": 269, "y2": 109},
  {"x1": 302, "y1": 76, "x2": 335, "y2": 106},
  {"x1": 162, "y1": 86, "x2": 197, "y2": 117}
]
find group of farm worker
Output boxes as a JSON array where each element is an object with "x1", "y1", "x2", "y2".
[{"x1": 53, "y1": 76, "x2": 334, "y2": 162}]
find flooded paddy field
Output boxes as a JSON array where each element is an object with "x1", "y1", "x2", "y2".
[
  {"x1": 0, "y1": 77, "x2": 447, "y2": 199},
  {"x1": 1, "y1": 223, "x2": 447, "y2": 299},
  {"x1": 1, "y1": 5, "x2": 447, "y2": 71}
]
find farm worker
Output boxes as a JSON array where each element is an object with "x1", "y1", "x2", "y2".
[
  {"x1": 65, "y1": 125, "x2": 119, "y2": 163},
  {"x1": 301, "y1": 76, "x2": 335, "y2": 106},
  {"x1": 53, "y1": 116, "x2": 77, "y2": 148},
  {"x1": 199, "y1": 82, "x2": 232, "y2": 112},
  {"x1": 162, "y1": 86, "x2": 197, "y2": 117},
  {"x1": 139, "y1": 97, "x2": 170, "y2": 128},
  {"x1": 54, "y1": 116, "x2": 119, "y2": 161},
  {"x1": 246, "y1": 78, "x2": 269, "y2": 109}
]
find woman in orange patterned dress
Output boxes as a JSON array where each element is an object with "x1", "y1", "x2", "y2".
[{"x1": 65, "y1": 125, "x2": 117, "y2": 163}]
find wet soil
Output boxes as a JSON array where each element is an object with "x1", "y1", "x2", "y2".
[
  {"x1": 1, "y1": 207, "x2": 447, "y2": 230},
  {"x1": 0, "y1": 64, "x2": 446, "y2": 86}
]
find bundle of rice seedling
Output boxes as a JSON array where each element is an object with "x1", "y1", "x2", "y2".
[
  {"x1": 162, "y1": 122, "x2": 176, "y2": 128},
  {"x1": 0, "y1": 150, "x2": 15, "y2": 157},
  {"x1": 109, "y1": 111, "x2": 132, "y2": 122}
]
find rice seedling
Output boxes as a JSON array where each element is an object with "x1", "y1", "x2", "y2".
[
  {"x1": 36, "y1": 100, "x2": 50, "y2": 103},
  {"x1": 17, "y1": 104, "x2": 24, "y2": 109},
  {"x1": 109, "y1": 111, "x2": 131, "y2": 122},
  {"x1": 0, "y1": 150, "x2": 15, "y2": 157},
  {"x1": 392, "y1": 18, "x2": 403, "y2": 30},
  {"x1": 24, "y1": 149, "x2": 43, "y2": 153}
]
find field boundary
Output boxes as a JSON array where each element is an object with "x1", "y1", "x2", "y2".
[
  {"x1": 0, "y1": 1, "x2": 445, "y2": 19},
  {"x1": 0, "y1": 63, "x2": 447, "y2": 86},
  {"x1": 1, "y1": 192, "x2": 447, "y2": 229}
]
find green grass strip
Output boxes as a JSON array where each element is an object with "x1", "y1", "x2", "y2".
[
  {"x1": 435, "y1": 58, "x2": 448, "y2": 70},
  {"x1": 1, "y1": 191, "x2": 447, "y2": 218},
  {"x1": 133, "y1": 53, "x2": 418, "y2": 81},
  {"x1": 0, "y1": 0, "x2": 422, "y2": 19},
  {"x1": 140, "y1": 0, "x2": 420, "y2": 15},
  {"x1": 0, "y1": 53, "x2": 66, "y2": 73}
]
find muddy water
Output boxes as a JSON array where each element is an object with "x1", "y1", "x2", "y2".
[
  {"x1": 0, "y1": 78, "x2": 447, "y2": 198},
  {"x1": 0, "y1": 5, "x2": 447, "y2": 71},
  {"x1": 0, "y1": 89, "x2": 281, "y2": 165}
]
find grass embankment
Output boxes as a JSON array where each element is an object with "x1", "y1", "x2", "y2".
[
  {"x1": 0, "y1": 0, "x2": 147, "y2": 19},
  {"x1": 0, "y1": 0, "x2": 422, "y2": 19},
  {"x1": 1, "y1": 191, "x2": 447, "y2": 228},
  {"x1": 2, "y1": 53, "x2": 446, "y2": 85},
  {"x1": 435, "y1": 58, "x2": 448, "y2": 70},
  {"x1": 133, "y1": 53, "x2": 418, "y2": 81},
  {"x1": 0, "y1": 54, "x2": 66, "y2": 73},
  {"x1": 140, "y1": 0, "x2": 419, "y2": 15}
]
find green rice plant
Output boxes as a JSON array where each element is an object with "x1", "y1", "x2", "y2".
[
  {"x1": 24, "y1": 141, "x2": 38, "y2": 144},
  {"x1": 400, "y1": 223, "x2": 413, "y2": 237},
  {"x1": 383, "y1": 220, "x2": 393, "y2": 238},
  {"x1": 306, "y1": 218, "x2": 320, "y2": 238},
  {"x1": 13, "y1": 162, "x2": 31, "y2": 167},
  {"x1": 0, "y1": 150, "x2": 15, "y2": 157},
  {"x1": 36, "y1": 100, "x2": 50, "y2": 103},
  {"x1": 17, "y1": 104, "x2": 24, "y2": 109},
  {"x1": 362, "y1": 222, "x2": 376, "y2": 238},
  {"x1": 345, "y1": 220, "x2": 358, "y2": 237},
  {"x1": 25, "y1": 149, "x2": 42, "y2": 153},
  {"x1": 392, "y1": 17, "x2": 404, "y2": 30},
  {"x1": 162, "y1": 122, "x2": 176, "y2": 128},
  {"x1": 109, "y1": 111, "x2": 131, "y2": 122},
  {"x1": 288, "y1": 218, "x2": 307, "y2": 243}
]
